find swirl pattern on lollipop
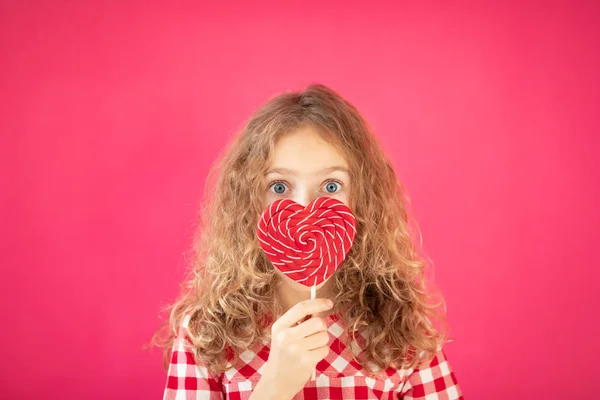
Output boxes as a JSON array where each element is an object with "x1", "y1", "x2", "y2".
[{"x1": 257, "y1": 197, "x2": 357, "y2": 287}]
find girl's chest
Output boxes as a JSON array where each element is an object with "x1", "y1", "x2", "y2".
[{"x1": 220, "y1": 329, "x2": 409, "y2": 399}]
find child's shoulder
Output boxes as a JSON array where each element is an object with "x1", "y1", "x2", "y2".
[{"x1": 173, "y1": 313, "x2": 195, "y2": 346}]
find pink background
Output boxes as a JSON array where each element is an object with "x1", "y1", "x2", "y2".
[{"x1": 1, "y1": 1, "x2": 598, "y2": 398}]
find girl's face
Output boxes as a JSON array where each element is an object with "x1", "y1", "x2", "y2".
[{"x1": 263, "y1": 125, "x2": 351, "y2": 292}]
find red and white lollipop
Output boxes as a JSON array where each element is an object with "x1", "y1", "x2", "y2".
[{"x1": 257, "y1": 196, "x2": 357, "y2": 288}]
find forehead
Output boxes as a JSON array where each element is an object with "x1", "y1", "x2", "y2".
[{"x1": 269, "y1": 126, "x2": 348, "y2": 174}]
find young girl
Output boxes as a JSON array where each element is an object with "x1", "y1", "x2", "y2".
[{"x1": 154, "y1": 84, "x2": 464, "y2": 399}]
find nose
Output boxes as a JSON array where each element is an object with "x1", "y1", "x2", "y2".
[{"x1": 292, "y1": 186, "x2": 317, "y2": 207}]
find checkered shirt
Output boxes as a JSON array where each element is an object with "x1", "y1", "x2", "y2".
[{"x1": 163, "y1": 314, "x2": 463, "y2": 399}]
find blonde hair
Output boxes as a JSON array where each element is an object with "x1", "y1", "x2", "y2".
[{"x1": 151, "y1": 83, "x2": 449, "y2": 376}]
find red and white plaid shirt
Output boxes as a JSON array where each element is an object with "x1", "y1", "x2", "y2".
[{"x1": 163, "y1": 314, "x2": 463, "y2": 399}]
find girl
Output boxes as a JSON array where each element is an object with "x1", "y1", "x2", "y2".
[{"x1": 153, "y1": 84, "x2": 464, "y2": 399}]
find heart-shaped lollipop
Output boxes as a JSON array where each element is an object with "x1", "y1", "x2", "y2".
[{"x1": 257, "y1": 196, "x2": 357, "y2": 287}]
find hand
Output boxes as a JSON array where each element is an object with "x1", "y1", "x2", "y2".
[{"x1": 261, "y1": 298, "x2": 333, "y2": 399}]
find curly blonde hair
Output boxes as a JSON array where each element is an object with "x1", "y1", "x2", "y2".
[{"x1": 151, "y1": 83, "x2": 450, "y2": 376}]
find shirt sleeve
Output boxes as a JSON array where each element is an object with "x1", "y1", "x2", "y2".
[
  {"x1": 398, "y1": 346, "x2": 463, "y2": 399},
  {"x1": 163, "y1": 316, "x2": 224, "y2": 400}
]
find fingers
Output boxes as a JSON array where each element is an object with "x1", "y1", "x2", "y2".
[
  {"x1": 307, "y1": 344, "x2": 330, "y2": 362},
  {"x1": 300, "y1": 330, "x2": 330, "y2": 351},
  {"x1": 274, "y1": 299, "x2": 333, "y2": 329},
  {"x1": 290, "y1": 316, "x2": 328, "y2": 338}
]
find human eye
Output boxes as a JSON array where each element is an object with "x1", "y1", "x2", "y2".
[
  {"x1": 322, "y1": 179, "x2": 343, "y2": 194},
  {"x1": 267, "y1": 180, "x2": 289, "y2": 196}
]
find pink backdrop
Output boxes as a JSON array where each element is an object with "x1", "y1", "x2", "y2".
[{"x1": 1, "y1": 1, "x2": 598, "y2": 398}]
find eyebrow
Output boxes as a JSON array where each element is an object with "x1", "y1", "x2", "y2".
[{"x1": 265, "y1": 166, "x2": 350, "y2": 176}]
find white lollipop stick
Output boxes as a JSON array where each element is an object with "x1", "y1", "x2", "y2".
[{"x1": 311, "y1": 283, "x2": 316, "y2": 381}]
